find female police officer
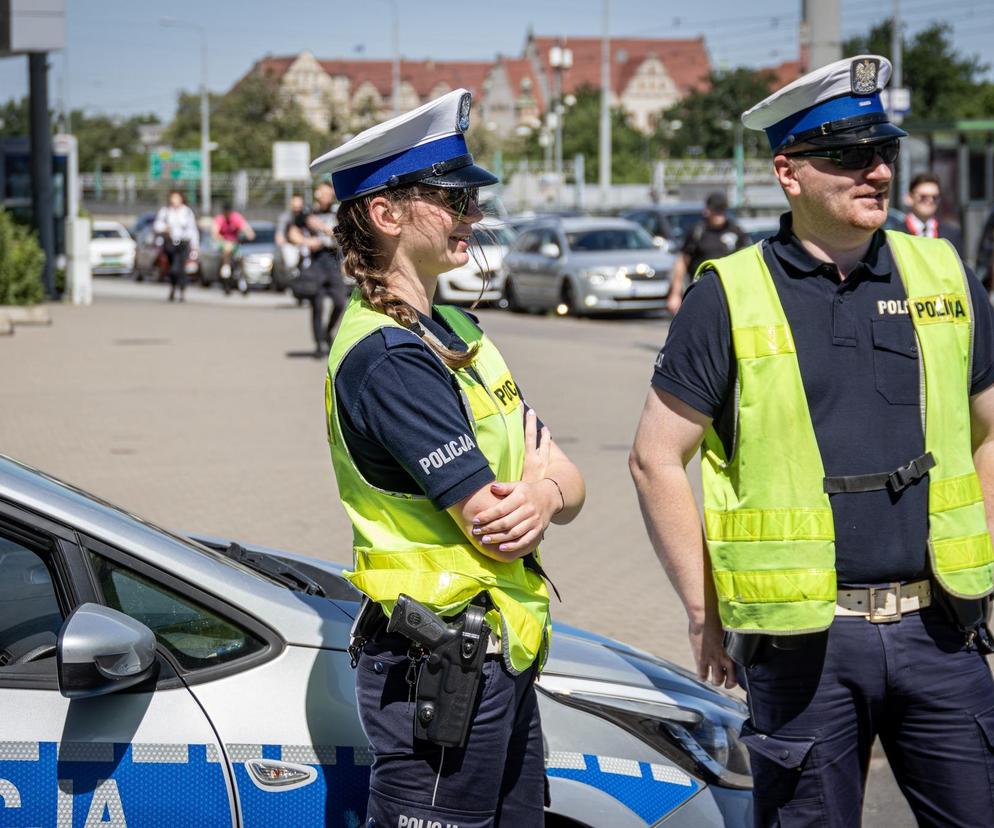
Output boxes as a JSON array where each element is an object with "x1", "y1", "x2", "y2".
[{"x1": 311, "y1": 89, "x2": 585, "y2": 828}]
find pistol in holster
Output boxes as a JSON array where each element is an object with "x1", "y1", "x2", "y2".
[{"x1": 388, "y1": 593, "x2": 491, "y2": 749}]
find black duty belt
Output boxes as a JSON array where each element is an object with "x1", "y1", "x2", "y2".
[{"x1": 823, "y1": 452, "x2": 935, "y2": 495}]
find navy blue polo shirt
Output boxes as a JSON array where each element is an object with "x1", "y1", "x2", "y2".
[
  {"x1": 335, "y1": 308, "x2": 517, "y2": 510},
  {"x1": 653, "y1": 213, "x2": 994, "y2": 584}
]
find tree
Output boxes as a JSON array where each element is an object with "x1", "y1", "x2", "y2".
[
  {"x1": 843, "y1": 21, "x2": 989, "y2": 122},
  {"x1": 0, "y1": 209, "x2": 45, "y2": 306},
  {"x1": 656, "y1": 68, "x2": 775, "y2": 159},
  {"x1": 519, "y1": 86, "x2": 652, "y2": 183},
  {"x1": 163, "y1": 70, "x2": 334, "y2": 172}
]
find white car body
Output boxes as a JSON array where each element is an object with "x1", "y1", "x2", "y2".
[
  {"x1": 435, "y1": 219, "x2": 516, "y2": 305},
  {"x1": 89, "y1": 221, "x2": 137, "y2": 276}
]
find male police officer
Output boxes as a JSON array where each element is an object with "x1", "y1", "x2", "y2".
[{"x1": 631, "y1": 55, "x2": 994, "y2": 827}]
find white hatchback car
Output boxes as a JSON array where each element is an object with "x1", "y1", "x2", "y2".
[
  {"x1": 89, "y1": 221, "x2": 137, "y2": 276},
  {"x1": 436, "y1": 219, "x2": 516, "y2": 305}
]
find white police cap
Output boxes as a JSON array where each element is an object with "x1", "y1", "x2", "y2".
[
  {"x1": 310, "y1": 88, "x2": 498, "y2": 201},
  {"x1": 742, "y1": 55, "x2": 907, "y2": 152}
]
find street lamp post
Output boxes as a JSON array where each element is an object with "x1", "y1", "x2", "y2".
[
  {"x1": 160, "y1": 17, "x2": 211, "y2": 215},
  {"x1": 548, "y1": 43, "x2": 573, "y2": 204}
]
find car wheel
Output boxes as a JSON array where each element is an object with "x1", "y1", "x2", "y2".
[
  {"x1": 504, "y1": 278, "x2": 528, "y2": 313},
  {"x1": 558, "y1": 281, "x2": 580, "y2": 317}
]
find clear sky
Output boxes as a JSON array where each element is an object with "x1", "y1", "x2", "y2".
[{"x1": 2, "y1": 0, "x2": 992, "y2": 121}]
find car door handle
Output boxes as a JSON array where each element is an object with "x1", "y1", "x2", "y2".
[{"x1": 245, "y1": 758, "x2": 318, "y2": 792}]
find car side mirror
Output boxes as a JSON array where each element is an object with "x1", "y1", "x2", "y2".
[
  {"x1": 57, "y1": 603, "x2": 158, "y2": 699},
  {"x1": 539, "y1": 242, "x2": 561, "y2": 259}
]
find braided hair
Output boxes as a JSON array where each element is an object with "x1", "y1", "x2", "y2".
[{"x1": 334, "y1": 186, "x2": 481, "y2": 369}]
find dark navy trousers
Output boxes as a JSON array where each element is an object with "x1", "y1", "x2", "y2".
[
  {"x1": 356, "y1": 633, "x2": 545, "y2": 828},
  {"x1": 736, "y1": 607, "x2": 994, "y2": 827}
]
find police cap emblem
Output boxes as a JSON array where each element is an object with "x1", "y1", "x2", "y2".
[
  {"x1": 851, "y1": 58, "x2": 880, "y2": 95},
  {"x1": 457, "y1": 92, "x2": 472, "y2": 132}
]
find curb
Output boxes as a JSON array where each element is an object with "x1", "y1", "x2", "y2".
[{"x1": 1, "y1": 305, "x2": 52, "y2": 325}]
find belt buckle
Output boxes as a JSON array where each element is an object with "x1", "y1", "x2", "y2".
[{"x1": 868, "y1": 582, "x2": 903, "y2": 623}]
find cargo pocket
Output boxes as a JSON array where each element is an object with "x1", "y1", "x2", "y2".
[
  {"x1": 974, "y1": 705, "x2": 994, "y2": 794},
  {"x1": 740, "y1": 723, "x2": 825, "y2": 827},
  {"x1": 871, "y1": 319, "x2": 919, "y2": 406}
]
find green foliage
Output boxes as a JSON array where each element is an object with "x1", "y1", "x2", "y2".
[
  {"x1": 0, "y1": 97, "x2": 31, "y2": 137},
  {"x1": 163, "y1": 70, "x2": 334, "y2": 172},
  {"x1": 0, "y1": 96, "x2": 158, "y2": 173},
  {"x1": 0, "y1": 210, "x2": 45, "y2": 306},
  {"x1": 71, "y1": 110, "x2": 160, "y2": 173},
  {"x1": 843, "y1": 21, "x2": 989, "y2": 122},
  {"x1": 518, "y1": 86, "x2": 653, "y2": 183},
  {"x1": 656, "y1": 68, "x2": 774, "y2": 159}
]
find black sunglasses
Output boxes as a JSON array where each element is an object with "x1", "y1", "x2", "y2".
[
  {"x1": 785, "y1": 140, "x2": 900, "y2": 170},
  {"x1": 432, "y1": 187, "x2": 480, "y2": 218}
]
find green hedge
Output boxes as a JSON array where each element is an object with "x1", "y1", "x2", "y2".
[{"x1": 0, "y1": 209, "x2": 45, "y2": 306}]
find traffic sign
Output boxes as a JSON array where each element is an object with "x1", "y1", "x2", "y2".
[
  {"x1": 272, "y1": 142, "x2": 311, "y2": 181},
  {"x1": 881, "y1": 87, "x2": 911, "y2": 116},
  {"x1": 149, "y1": 150, "x2": 202, "y2": 181}
]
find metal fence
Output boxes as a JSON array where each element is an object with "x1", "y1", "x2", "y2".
[{"x1": 80, "y1": 157, "x2": 783, "y2": 219}]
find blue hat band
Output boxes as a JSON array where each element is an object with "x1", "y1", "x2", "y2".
[
  {"x1": 766, "y1": 92, "x2": 886, "y2": 151},
  {"x1": 332, "y1": 133, "x2": 469, "y2": 200}
]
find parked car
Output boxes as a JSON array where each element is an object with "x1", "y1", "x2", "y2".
[
  {"x1": 131, "y1": 211, "x2": 157, "y2": 239},
  {"x1": 133, "y1": 225, "x2": 203, "y2": 283},
  {"x1": 622, "y1": 203, "x2": 739, "y2": 251},
  {"x1": 436, "y1": 218, "x2": 516, "y2": 305},
  {"x1": 736, "y1": 216, "x2": 781, "y2": 245},
  {"x1": 200, "y1": 222, "x2": 277, "y2": 292},
  {"x1": 0, "y1": 453, "x2": 752, "y2": 827},
  {"x1": 502, "y1": 217, "x2": 674, "y2": 315},
  {"x1": 89, "y1": 220, "x2": 136, "y2": 276}
]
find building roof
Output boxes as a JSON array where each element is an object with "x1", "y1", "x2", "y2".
[
  {"x1": 245, "y1": 55, "x2": 491, "y2": 99},
  {"x1": 495, "y1": 57, "x2": 547, "y2": 111},
  {"x1": 763, "y1": 59, "x2": 805, "y2": 89},
  {"x1": 528, "y1": 35, "x2": 711, "y2": 97}
]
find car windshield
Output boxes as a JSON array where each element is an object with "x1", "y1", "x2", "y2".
[
  {"x1": 250, "y1": 227, "x2": 276, "y2": 245},
  {"x1": 566, "y1": 227, "x2": 656, "y2": 252},
  {"x1": 93, "y1": 228, "x2": 126, "y2": 239},
  {"x1": 472, "y1": 226, "x2": 516, "y2": 247}
]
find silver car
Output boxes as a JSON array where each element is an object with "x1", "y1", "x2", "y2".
[
  {"x1": 0, "y1": 454, "x2": 752, "y2": 827},
  {"x1": 502, "y1": 218, "x2": 674, "y2": 316}
]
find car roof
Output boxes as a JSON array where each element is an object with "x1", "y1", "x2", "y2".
[
  {"x1": 93, "y1": 220, "x2": 129, "y2": 231},
  {"x1": 529, "y1": 216, "x2": 642, "y2": 233}
]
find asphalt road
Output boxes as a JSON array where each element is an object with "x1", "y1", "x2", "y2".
[{"x1": 0, "y1": 277, "x2": 911, "y2": 824}]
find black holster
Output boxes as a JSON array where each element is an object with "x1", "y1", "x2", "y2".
[
  {"x1": 387, "y1": 594, "x2": 491, "y2": 748},
  {"x1": 931, "y1": 585, "x2": 994, "y2": 654},
  {"x1": 724, "y1": 631, "x2": 764, "y2": 668}
]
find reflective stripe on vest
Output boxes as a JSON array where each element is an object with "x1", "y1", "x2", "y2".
[
  {"x1": 700, "y1": 234, "x2": 993, "y2": 635},
  {"x1": 324, "y1": 291, "x2": 550, "y2": 672}
]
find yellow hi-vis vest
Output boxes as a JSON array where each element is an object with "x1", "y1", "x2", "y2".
[
  {"x1": 325, "y1": 291, "x2": 550, "y2": 672},
  {"x1": 700, "y1": 231, "x2": 994, "y2": 634}
]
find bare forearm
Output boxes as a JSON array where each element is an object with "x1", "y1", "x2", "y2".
[
  {"x1": 544, "y1": 458, "x2": 584, "y2": 524},
  {"x1": 632, "y1": 461, "x2": 710, "y2": 624},
  {"x1": 974, "y1": 440, "x2": 994, "y2": 537}
]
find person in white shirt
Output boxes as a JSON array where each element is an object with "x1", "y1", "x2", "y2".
[
  {"x1": 153, "y1": 189, "x2": 200, "y2": 302},
  {"x1": 903, "y1": 172, "x2": 963, "y2": 256}
]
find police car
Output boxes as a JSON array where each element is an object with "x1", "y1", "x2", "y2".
[{"x1": 0, "y1": 454, "x2": 752, "y2": 827}]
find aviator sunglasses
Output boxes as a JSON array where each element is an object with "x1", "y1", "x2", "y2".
[
  {"x1": 433, "y1": 186, "x2": 480, "y2": 219},
  {"x1": 785, "y1": 139, "x2": 900, "y2": 170}
]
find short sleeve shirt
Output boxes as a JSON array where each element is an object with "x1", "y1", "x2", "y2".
[
  {"x1": 681, "y1": 219, "x2": 752, "y2": 277},
  {"x1": 652, "y1": 213, "x2": 994, "y2": 585},
  {"x1": 335, "y1": 309, "x2": 530, "y2": 510},
  {"x1": 214, "y1": 212, "x2": 248, "y2": 242}
]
